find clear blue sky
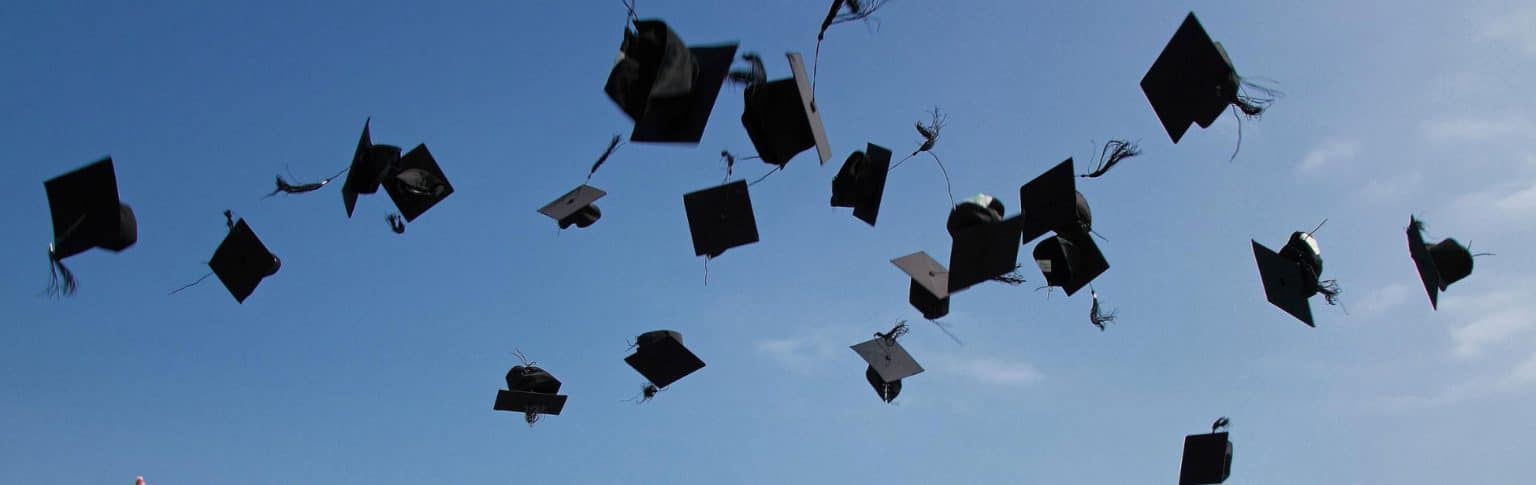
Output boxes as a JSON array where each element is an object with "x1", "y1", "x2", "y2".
[{"x1": 3, "y1": 1, "x2": 1535, "y2": 483}]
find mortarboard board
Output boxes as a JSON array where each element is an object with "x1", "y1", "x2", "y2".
[
  {"x1": 45, "y1": 157, "x2": 138, "y2": 260},
  {"x1": 625, "y1": 330, "x2": 706, "y2": 389},
  {"x1": 1140, "y1": 12, "x2": 1241, "y2": 144},
  {"x1": 741, "y1": 53, "x2": 832, "y2": 167},
  {"x1": 494, "y1": 390, "x2": 569, "y2": 417},
  {"x1": 1018, "y1": 158, "x2": 1081, "y2": 243},
  {"x1": 851, "y1": 336, "x2": 924, "y2": 383},
  {"x1": 830, "y1": 143, "x2": 892, "y2": 226},
  {"x1": 383, "y1": 144, "x2": 454, "y2": 222},
  {"x1": 893, "y1": 252, "x2": 951, "y2": 319},
  {"x1": 540, "y1": 185, "x2": 607, "y2": 230},
  {"x1": 209, "y1": 219, "x2": 281, "y2": 304},
  {"x1": 1251, "y1": 239, "x2": 1315, "y2": 327},
  {"x1": 947, "y1": 214, "x2": 1024, "y2": 294},
  {"x1": 342, "y1": 118, "x2": 403, "y2": 218},
  {"x1": 605, "y1": 20, "x2": 739, "y2": 143},
  {"x1": 1407, "y1": 217, "x2": 1474, "y2": 310},
  {"x1": 1033, "y1": 229, "x2": 1109, "y2": 297},
  {"x1": 1179, "y1": 431, "x2": 1233, "y2": 484},
  {"x1": 683, "y1": 180, "x2": 759, "y2": 258}
]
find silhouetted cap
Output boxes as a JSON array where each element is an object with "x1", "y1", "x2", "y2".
[
  {"x1": 1018, "y1": 158, "x2": 1080, "y2": 243},
  {"x1": 605, "y1": 20, "x2": 739, "y2": 143},
  {"x1": 540, "y1": 185, "x2": 607, "y2": 230},
  {"x1": 830, "y1": 143, "x2": 892, "y2": 226},
  {"x1": 44, "y1": 157, "x2": 137, "y2": 259},
  {"x1": 342, "y1": 118, "x2": 402, "y2": 217},
  {"x1": 683, "y1": 180, "x2": 759, "y2": 257},
  {"x1": 494, "y1": 364, "x2": 568, "y2": 419},
  {"x1": 1407, "y1": 216, "x2": 1474, "y2": 310},
  {"x1": 946, "y1": 197, "x2": 1023, "y2": 293},
  {"x1": 864, "y1": 365, "x2": 901, "y2": 403},
  {"x1": 1141, "y1": 12, "x2": 1241, "y2": 144},
  {"x1": 383, "y1": 145, "x2": 453, "y2": 222},
  {"x1": 625, "y1": 330, "x2": 705, "y2": 388},
  {"x1": 1179, "y1": 432, "x2": 1233, "y2": 484},
  {"x1": 1251, "y1": 238, "x2": 1316, "y2": 327},
  {"x1": 741, "y1": 53, "x2": 831, "y2": 167},
  {"x1": 893, "y1": 252, "x2": 950, "y2": 318},
  {"x1": 1033, "y1": 230, "x2": 1109, "y2": 297},
  {"x1": 209, "y1": 219, "x2": 280, "y2": 304}
]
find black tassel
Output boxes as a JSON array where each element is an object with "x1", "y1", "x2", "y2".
[
  {"x1": 168, "y1": 271, "x2": 213, "y2": 295},
  {"x1": 728, "y1": 52, "x2": 767, "y2": 87},
  {"x1": 1089, "y1": 288, "x2": 1117, "y2": 331},
  {"x1": 1080, "y1": 140, "x2": 1141, "y2": 178},
  {"x1": 991, "y1": 264, "x2": 1028, "y2": 286},
  {"x1": 624, "y1": 383, "x2": 661, "y2": 404},
  {"x1": 820, "y1": 0, "x2": 887, "y2": 37},
  {"x1": 386, "y1": 214, "x2": 406, "y2": 234},
  {"x1": 1212, "y1": 416, "x2": 1230, "y2": 433},
  {"x1": 47, "y1": 248, "x2": 77, "y2": 297},
  {"x1": 1318, "y1": 279, "x2": 1343, "y2": 306},
  {"x1": 263, "y1": 168, "x2": 347, "y2": 198},
  {"x1": 586, "y1": 135, "x2": 623, "y2": 183},
  {"x1": 224, "y1": 210, "x2": 236, "y2": 230},
  {"x1": 875, "y1": 320, "x2": 910, "y2": 342},
  {"x1": 1227, "y1": 80, "x2": 1282, "y2": 162}
]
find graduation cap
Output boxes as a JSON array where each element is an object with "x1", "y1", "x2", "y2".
[
  {"x1": 1141, "y1": 12, "x2": 1271, "y2": 145},
  {"x1": 382, "y1": 144, "x2": 454, "y2": 223},
  {"x1": 830, "y1": 143, "x2": 892, "y2": 226},
  {"x1": 945, "y1": 195, "x2": 1024, "y2": 294},
  {"x1": 893, "y1": 252, "x2": 950, "y2": 320},
  {"x1": 540, "y1": 185, "x2": 606, "y2": 230},
  {"x1": 1179, "y1": 429, "x2": 1234, "y2": 484},
  {"x1": 342, "y1": 118, "x2": 403, "y2": 218},
  {"x1": 1034, "y1": 229, "x2": 1109, "y2": 297},
  {"x1": 851, "y1": 322, "x2": 923, "y2": 403},
  {"x1": 209, "y1": 218, "x2": 281, "y2": 304},
  {"x1": 494, "y1": 363, "x2": 568, "y2": 425},
  {"x1": 1018, "y1": 158, "x2": 1081, "y2": 243},
  {"x1": 625, "y1": 330, "x2": 706, "y2": 389},
  {"x1": 605, "y1": 19, "x2": 738, "y2": 143},
  {"x1": 43, "y1": 157, "x2": 138, "y2": 296},
  {"x1": 740, "y1": 53, "x2": 831, "y2": 167},
  {"x1": 1252, "y1": 230, "x2": 1339, "y2": 327},
  {"x1": 1407, "y1": 217, "x2": 1476, "y2": 310},
  {"x1": 683, "y1": 180, "x2": 759, "y2": 258}
]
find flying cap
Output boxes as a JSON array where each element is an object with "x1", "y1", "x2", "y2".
[
  {"x1": 209, "y1": 219, "x2": 281, "y2": 304},
  {"x1": 830, "y1": 143, "x2": 892, "y2": 226},
  {"x1": 605, "y1": 20, "x2": 739, "y2": 143},
  {"x1": 741, "y1": 53, "x2": 832, "y2": 167}
]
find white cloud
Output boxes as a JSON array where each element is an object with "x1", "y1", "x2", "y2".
[
  {"x1": 1450, "y1": 304, "x2": 1533, "y2": 358},
  {"x1": 1482, "y1": 7, "x2": 1536, "y2": 56},
  {"x1": 755, "y1": 335, "x2": 840, "y2": 372},
  {"x1": 1298, "y1": 139, "x2": 1359, "y2": 174},
  {"x1": 935, "y1": 356, "x2": 1043, "y2": 386},
  {"x1": 1353, "y1": 283, "x2": 1415, "y2": 319},
  {"x1": 1421, "y1": 116, "x2": 1536, "y2": 142}
]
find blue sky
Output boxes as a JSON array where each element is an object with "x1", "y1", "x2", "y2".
[{"x1": 3, "y1": 1, "x2": 1535, "y2": 483}]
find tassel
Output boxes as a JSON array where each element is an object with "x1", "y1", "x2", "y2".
[
  {"x1": 1318, "y1": 279, "x2": 1343, "y2": 306},
  {"x1": 1080, "y1": 140, "x2": 1141, "y2": 178},
  {"x1": 875, "y1": 320, "x2": 910, "y2": 343},
  {"x1": 1089, "y1": 288, "x2": 1117, "y2": 331},
  {"x1": 168, "y1": 271, "x2": 213, "y2": 295},
  {"x1": 263, "y1": 168, "x2": 347, "y2": 198},
  {"x1": 928, "y1": 319, "x2": 963, "y2": 346},
  {"x1": 47, "y1": 248, "x2": 77, "y2": 297},
  {"x1": 386, "y1": 214, "x2": 406, "y2": 234},
  {"x1": 224, "y1": 210, "x2": 236, "y2": 230},
  {"x1": 586, "y1": 135, "x2": 623, "y2": 183},
  {"x1": 1227, "y1": 80, "x2": 1282, "y2": 162},
  {"x1": 992, "y1": 264, "x2": 1028, "y2": 286},
  {"x1": 623, "y1": 383, "x2": 661, "y2": 404},
  {"x1": 727, "y1": 52, "x2": 767, "y2": 87},
  {"x1": 1212, "y1": 416, "x2": 1230, "y2": 433}
]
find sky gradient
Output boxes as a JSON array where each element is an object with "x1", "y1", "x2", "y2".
[{"x1": 3, "y1": 1, "x2": 1535, "y2": 483}]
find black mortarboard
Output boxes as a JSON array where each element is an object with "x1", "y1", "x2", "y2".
[
  {"x1": 1141, "y1": 12, "x2": 1242, "y2": 144},
  {"x1": 382, "y1": 144, "x2": 454, "y2": 222},
  {"x1": 741, "y1": 53, "x2": 831, "y2": 167},
  {"x1": 1033, "y1": 230, "x2": 1109, "y2": 297},
  {"x1": 1407, "y1": 217, "x2": 1475, "y2": 310},
  {"x1": 540, "y1": 185, "x2": 607, "y2": 230},
  {"x1": 625, "y1": 330, "x2": 706, "y2": 389},
  {"x1": 494, "y1": 363, "x2": 568, "y2": 423},
  {"x1": 45, "y1": 157, "x2": 138, "y2": 260},
  {"x1": 1017, "y1": 158, "x2": 1080, "y2": 243},
  {"x1": 342, "y1": 118, "x2": 402, "y2": 218},
  {"x1": 948, "y1": 216, "x2": 1023, "y2": 294},
  {"x1": 830, "y1": 143, "x2": 892, "y2": 226},
  {"x1": 605, "y1": 20, "x2": 738, "y2": 143},
  {"x1": 209, "y1": 219, "x2": 281, "y2": 304},
  {"x1": 892, "y1": 252, "x2": 951, "y2": 319},
  {"x1": 1179, "y1": 432, "x2": 1233, "y2": 484},
  {"x1": 1251, "y1": 238, "x2": 1316, "y2": 327},
  {"x1": 852, "y1": 328, "x2": 922, "y2": 403},
  {"x1": 683, "y1": 180, "x2": 759, "y2": 258},
  {"x1": 864, "y1": 365, "x2": 901, "y2": 403}
]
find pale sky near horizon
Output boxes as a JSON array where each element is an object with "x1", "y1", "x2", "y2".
[{"x1": 3, "y1": 1, "x2": 1535, "y2": 484}]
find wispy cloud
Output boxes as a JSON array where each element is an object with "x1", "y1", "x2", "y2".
[
  {"x1": 933, "y1": 356, "x2": 1043, "y2": 387},
  {"x1": 1448, "y1": 290, "x2": 1534, "y2": 358},
  {"x1": 1353, "y1": 283, "x2": 1416, "y2": 318},
  {"x1": 1482, "y1": 6, "x2": 1536, "y2": 56},
  {"x1": 1298, "y1": 139, "x2": 1358, "y2": 174},
  {"x1": 754, "y1": 329, "x2": 847, "y2": 372},
  {"x1": 1422, "y1": 116, "x2": 1536, "y2": 143}
]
